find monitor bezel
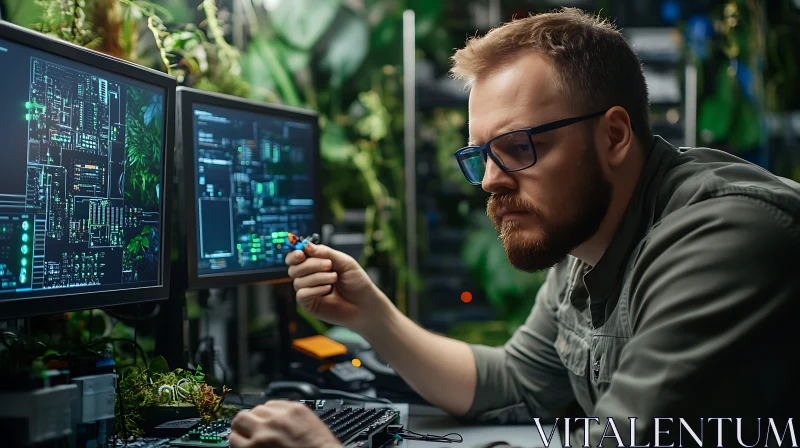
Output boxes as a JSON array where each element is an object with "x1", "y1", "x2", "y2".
[
  {"x1": 176, "y1": 87, "x2": 321, "y2": 290},
  {"x1": 0, "y1": 21, "x2": 176, "y2": 319}
]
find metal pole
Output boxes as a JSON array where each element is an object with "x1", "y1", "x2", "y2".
[
  {"x1": 232, "y1": 0, "x2": 245, "y2": 49},
  {"x1": 488, "y1": 0, "x2": 501, "y2": 28},
  {"x1": 402, "y1": 10, "x2": 418, "y2": 321},
  {"x1": 684, "y1": 62, "x2": 698, "y2": 147},
  {"x1": 236, "y1": 284, "x2": 249, "y2": 386}
]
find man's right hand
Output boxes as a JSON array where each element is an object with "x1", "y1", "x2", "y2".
[
  {"x1": 285, "y1": 243, "x2": 391, "y2": 331},
  {"x1": 287, "y1": 243, "x2": 478, "y2": 417}
]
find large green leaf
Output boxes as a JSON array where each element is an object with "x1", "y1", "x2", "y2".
[
  {"x1": 267, "y1": 0, "x2": 341, "y2": 51},
  {"x1": 698, "y1": 66, "x2": 736, "y2": 144},
  {"x1": 278, "y1": 40, "x2": 311, "y2": 74},
  {"x1": 4, "y1": 0, "x2": 43, "y2": 27},
  {"x1": 244, "y1": 37, "x2": 302, "y2": 106},
  {"x1": 410, "y1": 0, "x2": 442, "y2": 40},
  {"x1": 159, "y1": 0, "x2": 194, "y2": 24},
  {"x1": 150, "y1": 355, "x2": 170, "y2": 374},
  {"x1": 728, "y1": 100, "x2": 761, "y2": 151},
  {"x1": 320, "y1": 122, "x2": 356, "y2": 163},
  {"x1": 372, "y1": 15, "x2": 398, "y2": 49},
  {"x1": 320, "y1": 9, "x2": 369, "y2": 87},
  {"x1": 698, "y1": 97, "x2": 732, "y2": 143},
  {"x1": 243, "y1": 37, "x2": 279, "y2": 95}
]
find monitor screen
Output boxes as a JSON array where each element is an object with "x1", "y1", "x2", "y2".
[
  {"x1": 189, "y1": 101, "x2": 318, "y2": 280},
  {"x1": 0, "y1": 32, "x2": 170, "y2": 305}
]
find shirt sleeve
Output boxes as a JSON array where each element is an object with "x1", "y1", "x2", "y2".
[
  {"x1": 587, "y1": 196, "x2": 800, "y2": 446},
  {"x1": 464, "y1": 264, "x2": 576, "y2": 423}
]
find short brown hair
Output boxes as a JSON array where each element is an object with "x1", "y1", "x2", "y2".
[{"x1": 451, "y1": 8, "x2": 653, "y2": 146}]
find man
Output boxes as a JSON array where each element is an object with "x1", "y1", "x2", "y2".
[{"x1": 230, "y1": 8, "x2": 800, "y2": 448}]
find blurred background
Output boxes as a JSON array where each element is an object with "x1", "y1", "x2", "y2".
[{"x1": 3, "y1": 0, "x2": 799, "y2": 391}]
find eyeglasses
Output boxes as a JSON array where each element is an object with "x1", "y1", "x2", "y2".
[{"x1": 453, "y1": 110, "x2": 608, "y2": 185}]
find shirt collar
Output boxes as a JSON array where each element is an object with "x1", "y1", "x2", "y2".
[{"x1": 581, "y1": 136, "x2": 679, "y2": 327}]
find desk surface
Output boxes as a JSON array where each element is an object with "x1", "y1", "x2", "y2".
[{"x1": 371, "y1": 404, "x2": 561, "y2": 448}]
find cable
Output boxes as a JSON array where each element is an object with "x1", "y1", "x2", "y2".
[
  {"x1": 394, "y1": 428, "x2": 463, "y2": 444},
  {"x1": 319, "y1": 388, "x2": 393, "y2": 405}
]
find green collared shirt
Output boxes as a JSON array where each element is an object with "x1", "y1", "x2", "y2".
[{"x1": 466, "y1": 137, "x2": 800, "y2": 445}]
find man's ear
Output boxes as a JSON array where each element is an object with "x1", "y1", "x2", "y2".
[{"x1": 604, "y1": 106, "x2": 634, "y2": 169}]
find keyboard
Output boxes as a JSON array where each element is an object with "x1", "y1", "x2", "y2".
[
  {"x1": 314, "y1": 406, "x2": 398, "y2": 446},
  {"x1": 301, "y1": 400, "x2": 400, "y2": 447},
  {"x1": 117, "y1": 401, "x2": 400, "y2": 448}
]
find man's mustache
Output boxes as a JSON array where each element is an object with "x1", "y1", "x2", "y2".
[{"x1": 487, "y1": 194, "x2": 537, "y2": 218}]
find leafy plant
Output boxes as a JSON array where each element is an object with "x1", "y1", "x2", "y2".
[
  {"x1": 127, "y1": 225, "x2": 152, "y2": 260},
  {"x1": 31, "y1": 0, "x2": 102, "y2": 48},
  {"x1": 116, "y1": 357, "x2": 233, "y2": 439},
  {"x1": 696, "y1": 1, "x2": 766, "y2": 153},
  {"x1": 123, "y1": 224, "x2": 159, "y2": 282},
  {"x1": 125, "y1": 86, "x2": 163, "y2": 207},
  {"x1": 241, "y1": 0, "x2": 429, "y2": 311}
]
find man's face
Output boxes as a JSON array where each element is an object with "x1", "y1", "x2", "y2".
[{"x1": 468, "y1": 54, "x2": 613, "y2": 272}]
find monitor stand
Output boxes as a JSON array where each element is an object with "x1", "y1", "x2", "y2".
[{"x1": 155, "y1": 262, "x2": 189, "y2": 370}]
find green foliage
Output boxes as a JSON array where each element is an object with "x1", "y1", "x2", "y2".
[
  {"x1": 125, "y1": 87, "x2": 163, "y2": 207},
  {"x1": 127, "y1": 225, "x2": 152, "y2": 260},
  {"x1": 240, "y1": 1, "x2": 431, "y2": 311},
  {"x1": 696, "y1": 1, "x2": 764, "y2": 152},
  {"x1": 462, "y1": 219, "x2": 546, "y2": 328},
  {"x1": 115, "y1": 0, "x2": 267, "y2": 100},
  {"x1": 116, "y1": 360, "x2": 231, "y2": 439},
  {"x1": 319, "y1": 8, "x2": 370, "y2": 87},
  {"x1": 3, "y1": 1, "x2": 44, "y2": 27},
  {"x1": 31, "y1": 0, "x2": 102, "y2": 48}
]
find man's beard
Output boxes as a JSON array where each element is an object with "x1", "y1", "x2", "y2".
[{"x1": 486, "y1": 144, "x2": 612, "y2": 272}]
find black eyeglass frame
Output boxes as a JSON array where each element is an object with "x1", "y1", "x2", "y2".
[{"x1": 454, "y1": 109, "x2": 609, "y2": 185}]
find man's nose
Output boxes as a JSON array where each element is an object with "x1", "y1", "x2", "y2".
[{"x1": 482, "y1": 155, "x2": 515, "y2": 194}]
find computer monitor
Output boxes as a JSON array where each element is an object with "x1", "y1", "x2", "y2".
[
  {"x1": 176, "y1": 88, "x2": 321, "y2": 289},
  {"x1": 0, "y1": 22, "x2": 176, "y2": 318}
]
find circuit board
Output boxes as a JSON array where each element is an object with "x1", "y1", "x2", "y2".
[{"x1": 168, "y1": 418, "x2": 232, "y2": 447}]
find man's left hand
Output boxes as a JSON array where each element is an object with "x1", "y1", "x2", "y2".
[{"x1": 229, "y1": 400, "x2": 343, "y2": 448}]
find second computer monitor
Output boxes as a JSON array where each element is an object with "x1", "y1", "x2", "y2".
[{"x1": 177, "y1": 88, "x2": 320, "y2": 289}]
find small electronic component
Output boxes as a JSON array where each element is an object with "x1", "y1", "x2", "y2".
[
  {"x1": 153, "y1": 418, "x2": 202, "y2": 438},
  {"x1": 284, "y1": 232, "x2": 320, "y2": 251},
  {"x1": 292, "y1": 335, "x2": 348, "y2": 360}
]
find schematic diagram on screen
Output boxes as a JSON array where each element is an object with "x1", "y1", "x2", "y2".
[
  {"x1": 192, "y1": 105, "x2": 316, "y2": 276},
  {"x1": 0, "y1": 57, "x2": 164, "y2": 294}
]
